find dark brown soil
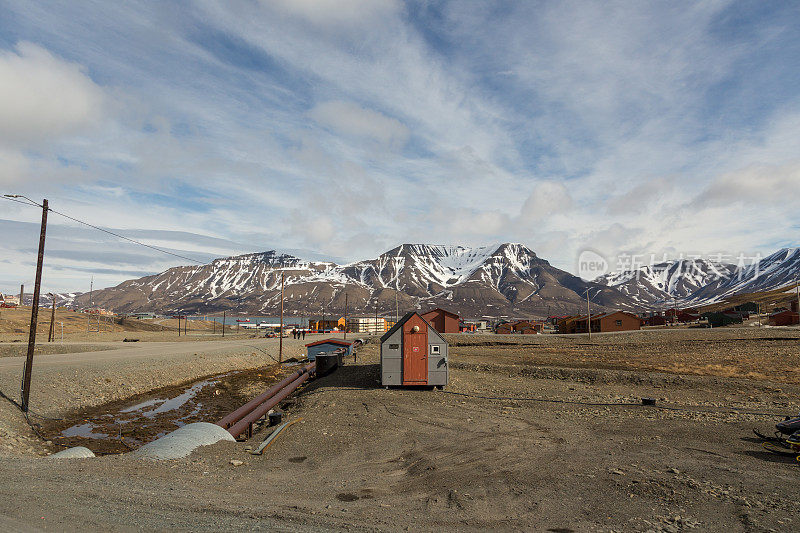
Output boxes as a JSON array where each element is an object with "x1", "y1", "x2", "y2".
[{"x1": 42, "y1": 363, "x2": 293, "y2": 454}]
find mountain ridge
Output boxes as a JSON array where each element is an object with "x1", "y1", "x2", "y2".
[{"x1": 74, "y1": 243, "x2": 632, "y2": 317}]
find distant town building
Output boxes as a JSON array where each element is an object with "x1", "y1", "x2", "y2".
[
  {"x1": 768, "y1": 310, "x2": 799, "y2": 326},
  {"x1": 307, "y1": 318, "x2": 343, "y2": 332},
  {"x1": 702, "y1": 311, "x2": 743, "y2": 328},
  {"x1": 421, "y1": 308, "x2": 460, "y2": 334},
  {"x1": 558, "y1": 311, "x2": 641, "y2": 334},
  {"x1": 0, "y1": 294, "x2": 19, "y2": 307},
  {"x1": 129, "y1": 312, "x2": 157, "y2": 319},
  {"x1": 496, "y1": 320, "x2": 544, "y2": 334},
  {"x1": 347, "y1": 316, "x2": 389, "y2": 334}
]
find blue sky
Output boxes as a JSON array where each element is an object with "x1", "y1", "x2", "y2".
[{"x1": 1, "y1": 0, "x2": 799, "y2": 292}]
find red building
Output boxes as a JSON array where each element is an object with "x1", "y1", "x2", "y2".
[
  {"x1": 768, "y1": 310, "x2": 799, "y2": 326},
  {"x1": 644, "y1": 315, "x2": 667, "y2": 326},
  {"x1": 561, "y1": 311, "x2": 642, "y2": 334},
  {"x1": 421, "y1": 308, "x2": 460, "y2": 334},
  {"x1": 495, "y1": 320, "x2": 545, "y2": 334}
]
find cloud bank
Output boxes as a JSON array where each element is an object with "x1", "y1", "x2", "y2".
[{"x1": 0, "y1": 1, "x2": 799, "y2": 292}]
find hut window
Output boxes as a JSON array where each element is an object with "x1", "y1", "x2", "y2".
[
  {"x1": 430, "y1": 345, "x2": 440, "y2": 355},
  {"x1": 389, "y1": 343, "x2": 399, "y2": 350},
  {"x1": 615, "y1": 320, "x2": 622, "y2": 326}
]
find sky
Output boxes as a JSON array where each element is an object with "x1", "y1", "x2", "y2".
[{"x1": 1, "y1": 0, "x2": 799, "y2": 293}]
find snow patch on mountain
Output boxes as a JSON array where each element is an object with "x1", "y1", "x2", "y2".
[
  {"x1": 683, "y1": 247, "x2": 800, "y2": 305},
  {"x1": 595, "y1": 259, "x2": 737, "y2": 306}
]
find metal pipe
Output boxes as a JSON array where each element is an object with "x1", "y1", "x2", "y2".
[
  {"x1": 226, "y1": 370, "x2": 313, "y2": 438},
  {"x1": 216, "y1": 362, "x2": 315, "y2": 430}
]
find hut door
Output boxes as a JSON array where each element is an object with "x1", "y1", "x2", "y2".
[{"x1": 402, "y1": 316, "x2": 428, "y2": 384}]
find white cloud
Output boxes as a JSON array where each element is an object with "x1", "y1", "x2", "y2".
[
  {"x1": 1, "y1": 2, "x2": 799, "y2": 290},
  {"x1": 692, "y1": 161, "x2": 800, "y2": 207},
  {"x1": 0, "y1": 146, "x2": 30, "y2": 184},
  {"x1": 308, "y1": 100, "x2": 409, "y2": 148},
  {"x1": 519, "y1": 182, "x2": 573, "y2": 222},
  {"x1": 0, "y1": 42, "x2": 107, "y2": 146}
]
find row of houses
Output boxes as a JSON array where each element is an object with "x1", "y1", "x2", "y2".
[
  {"x1": 496, "y1": 320, "x2": 545, "y2": 334},
  {"x1": 557, "y1": 311, "x2": 642, "y2": 334}
]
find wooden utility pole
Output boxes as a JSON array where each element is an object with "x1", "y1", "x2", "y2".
[
  {"x1": 586, "y1": 288, "x2": 591, "y2": 340},
  {"x1": 279, "y1": 272, "x2": 284, "y2": 363},
  {"x1": 48, "y1": 294, "x2": 56, "y2": 342},
  {"x1": 19, "y1": 284, "x2": 23, "y2": 307},
  {"x1": 796, "y1": 278, "x2": 799, "y2": 316},
  {"x1": 21, "y1": 199, "x2": 48, "y2": 412},
  {"x1": 222, "y1": 311, "x2": 226, "y2": 337},
  {"x1": 375, "y1": 299, "x2": 379, "y2": 336},
  {"x1": 344, "y1": 293, "x2": 348, "y2": 340}
]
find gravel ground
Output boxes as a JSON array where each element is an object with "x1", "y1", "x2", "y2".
[{"x1": 1, "y1": 330, "x2": 799, "y2": 531}]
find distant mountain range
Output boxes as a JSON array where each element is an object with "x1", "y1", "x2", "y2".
[
  {"x1": 593, "y1": 259, "x2": 737, "y2": 306},
  {"x1": 594, "y1": 248, "x2": 800, "y2": 308},
  {"x1": 70, "y1": 244, "x2": 800, "y2": 318},
  {"x1": 73, "y1": 243, "x2": 631, "y2": 317}
]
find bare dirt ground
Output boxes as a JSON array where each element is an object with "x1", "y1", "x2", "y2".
[
  {"x1": 451, "y1": 327, "x2": 800, "y2": 385},
  {"x1": 1, "y1": 327, "x2": 799, "y2": 531}
]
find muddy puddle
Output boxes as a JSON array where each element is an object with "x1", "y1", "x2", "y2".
[{"x1": 44, "y1": 363, "x2": 299, "y2": 455}]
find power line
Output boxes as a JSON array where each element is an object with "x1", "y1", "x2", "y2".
[{"x1": 1, "y1": 195, "x2": 206, "y2": 265}]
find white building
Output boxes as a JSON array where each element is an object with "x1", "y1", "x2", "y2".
[
  {"x1": 0, "y1": 294, "x2": 20, "y2": 305},
  {"x1": 347, "y1": 316, "x2": 388, "y2": 334}
]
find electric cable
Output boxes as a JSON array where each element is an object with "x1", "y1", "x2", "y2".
[{"x1": 1, "y1": 195, "x2": 207, "y2": 265}]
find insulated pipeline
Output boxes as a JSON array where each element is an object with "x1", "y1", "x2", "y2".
[
  {"x1": 226, "y1": 370, "x2": 313, "y2": 438},
  {"x1": 216, "y1": 362, "x2": 315, "y2": 431}
]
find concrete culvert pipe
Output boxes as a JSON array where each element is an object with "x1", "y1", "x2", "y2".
[
  {"x1": 49, "y1": 446, "x2": 96, "y2": 459},
  {"x1": 132, "y1": 422, "x2": 236, "y2": 460}
]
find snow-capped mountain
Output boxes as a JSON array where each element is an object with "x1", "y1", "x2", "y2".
[
  {"x1": 75, "y1": 244, "x2": 633, "y2": 317},
  {"x1": 594, "y1": 248, "x2": 800, "y2": 307},
  {"x1": 14, "y1": 292, "x2": 82, "y2": 308},
  {"x1": 682, "y1": 248, "x2": 800, "y2": 305},
  {"x1": 594, "y1": 259, "x2": 737, "y2": 306}
]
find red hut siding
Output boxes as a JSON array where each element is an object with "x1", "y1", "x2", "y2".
[
  {"x1": 597, "y1": 312, "x2": 641, "y2": 332},
  {"x1": 768, "y1": 310, "x2": 799, "y2": 326}
]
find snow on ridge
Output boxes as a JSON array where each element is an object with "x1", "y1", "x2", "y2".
[{"x1": 595, "y1": 258, "x2": 738, "y2": 305}]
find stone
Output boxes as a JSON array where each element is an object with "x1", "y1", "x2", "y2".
[{"x1": 230, "y1": 459, "x2": 244, "y2": 466}]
